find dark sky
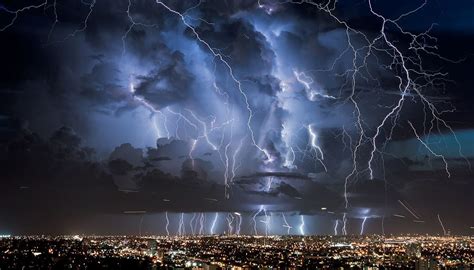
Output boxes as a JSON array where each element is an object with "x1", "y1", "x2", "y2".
[{"x1": 0, "y1": 0, "x2": 473, "y2": 236}]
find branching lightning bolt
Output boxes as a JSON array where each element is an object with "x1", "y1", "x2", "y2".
[
  {"x1": 282, "y1": 0, "x2": 467, "y2": 211},
  {"x1": 155, "y1": 0, "x2": 273, "y2": 165},
  {"x1": 307, "y1": 124, "x2": 327, "y2": 172},
  {"x1": 226, "y1": 213, "x2": 234, "y2": 235},
  {"x1": 259, "y1": 208, "x2": 270, "y2": 236},
  {"x1": 0, "y1": 1, "x2": 49, "y2": 32},
  {"x1": 282, "y1": 213, "x2": 293, "y2": 235},
  {"x1": 252, "y1": 206, "x2": 264, "y2": 236}
]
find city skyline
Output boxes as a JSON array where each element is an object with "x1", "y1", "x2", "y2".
[
  {"x1": 0, "y1": 235, "x2": 471, "y2": 269},
  {"x1": 0, "y1": 0, "x2": 473, "y2": 236}
]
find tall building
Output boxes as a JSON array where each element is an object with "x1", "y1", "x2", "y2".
[
  {"x1": 416, "y1": 258, "x2": 440, "y2": 270},
  {"x1": 407, "y1": 243, "x2": 422, "y2": 258},
  {"x1": 148, "y1": 239, "x2": 157, "y2": 256}
]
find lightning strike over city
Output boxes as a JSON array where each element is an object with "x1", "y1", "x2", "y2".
[{"x1": 0, "y1": 0, "x2": 473, "y2": 268}]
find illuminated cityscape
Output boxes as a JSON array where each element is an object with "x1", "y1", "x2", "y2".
[{"x1": 0, "y1": 235, "x2": 472, "y2": 269}]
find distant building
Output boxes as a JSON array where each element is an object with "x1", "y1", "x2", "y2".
[
  {"x1": 416, "y1": 258, "x2": 440, "y2": 270},
  {"x1": 148, "y1": 239, "x2": 157, "y2": 256},
  {"x1": 407, "y1": 243, "x2": 421, "y2": 258}
]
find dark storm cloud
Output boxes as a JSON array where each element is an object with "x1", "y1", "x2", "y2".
[
  {"x1": 0, "y1": 126, "x2": 471, "y2": 234},
  {"x1": 108, "y1": 159, "x2": 134, "y2": 175},
  {"x1": 110, "y1": 143, "x2": 143, "y2": 166},
  {"x1": 238, "y1": 171, "x2": 310, "y2": 180},
  {"x1": 134, "y1": 51, "x2": 195, "y2": 110},
  {"x1": 194, "y1": 19, "x2": 275, "y2": 78},
  {"x1": 146, "y1": 139, "x2": 186, "y2": 163},
  {"x1": 274, "y1": 182, "x2": 301, "y2": 197},
  {"x1": 236, "y1": 180, "x2": 301, "y2": 198},
  {"x1": 0, "y1": 126, "x2": 112, "y2": 190},
  {"x1": 0, "y1": 128, "x2": 316, "y2": 214},
  {"x1": 80, "y1": 61, "x2": 134, "y2": 111}
]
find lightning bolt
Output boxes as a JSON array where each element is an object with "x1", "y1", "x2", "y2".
[
  {"x1": 299, "y1": 215, "x2": 305, "y2": 235},
  {"x1": 294, "y1": 70, "x2": 337, "y2": 101},
  {"x1": 138, "y1": 214, "x2": 145, "y2": 236},
  {"x1": 265, "y1": 176, "x2": 274, "y2": 192},
  {"x1": 46, "y1": 0, "x2": 59, "y2": 43},
  {"x1": 189, "y1": 213, "x2": 196, "y2": 235},
  {"x1": 222, "y1": 129, "x2": 232, "y2": 199},
  {"x1": 226, "y1": 213, "x2": 234, "y2": 235},
  {"x1": 155, "y1": 0, "x2": 274, "y2": 166},
  {"x1": 342, "y1": 213, "x2": 347, "y2": 235},
  {"x1": 59, "y1": 0, "x2": 97, "y2": 43},
  {"x1": 165, "y1": 211, "x2": 170, "y2": 236},
  {"x1": 188, "y1": 139, "x2": 198, "y2": 168},
  {"x1": 177, "y1": 213, "x2": 185, "y2": 236},
  {"x1": 281, "y1": 123, "x2": 297, "y2": 170},
  {"x1": 122, "y1": 0, "x2": 158, "y2": 58},
  {"x1": 360, "y1": 217, "x2": 368, "y2": 235},
  {"x1": 210, "y1": 212, "x2": 218, "y2": 235},
  {"x1": 164, "y1": 108, "x2": 201, "y2": 168},
  {"x1": 157, "y1": 110, "x2": 170, "y2": 139},
  {"x1": 252, "y1": 206, "x2": 264, "y2": 235},
  {"x1": 307, "y1": 124, "x2": 327, "y2": 172},
  {"x1": 192, "y1": 213, "x2": 200, "y2": 234},
  {"x1": 334, "y1": 219, "x2": 339, "y2": 235},
  {"x1": 199, "y1": 212, "x2": 205, "y2": 235},
  {"x1": 230, "y1": 137, "x2": 245, "y2": 184},
  {"x1": 220, "y1": 112, "x2": 236, "y2": 199},
  {"x1": 437, "y1": 214, "x2": 447, "y2": 235},
  {"x1": 259, "y1": 207, "x2": 271, "y2": 236},
  {"x1": 283, "y1": 0, "x2": 467, "y2": 210},
  {"x1": 129, "y1": 82, "x2": 171, "y2": 140},
  {"x1": 283, "y1": 146, "x2": 296, "y2": 170},
  {"x1": 185, "y1": 109, "x2": 218, "y2": 151},
  {"x1": 233, "y1": 212, "x2": 242, "y2": 235},
  {"x1": 0, "y1": 1, "x2": 49, "y2": 32},
  {"x1": 282, "y1": 213, "x2": 293, "y2": 235},
  {"x1": 165, "y1": 106, "x2": 236, "y2": 190},
  {"x1": 408, "y1": 121, "x2": 450, "y2": 177}
]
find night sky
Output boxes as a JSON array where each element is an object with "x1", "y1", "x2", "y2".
[{"x1": 0, "y1": 0, "x2": 473, "y2": 236}]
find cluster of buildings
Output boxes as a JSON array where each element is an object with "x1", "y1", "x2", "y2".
[{"x1": 0, "y1": 234, "x2": 471, "y2": 269}]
